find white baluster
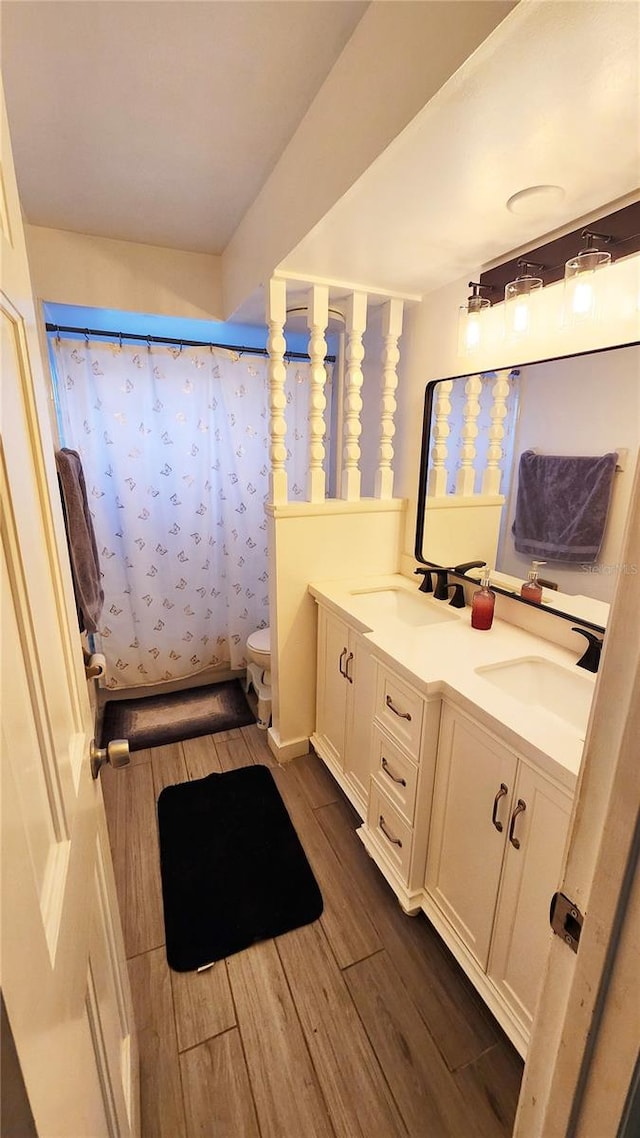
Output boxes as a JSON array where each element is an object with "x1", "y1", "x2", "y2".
[
  {"x1": 341, "y1": 291, "x2": 367, "y2": 501},
  {"x1": 266, "y1": 278, "x2": 288, "y2": 505},
  {"x1": 428, "y1": 379, "x2": 453, "y2": 496},
  {"x1": 306, "y1": 285, "x2": 329, "y2": 502},
  {"x1": 375, "y1": 298, "x2": 404, "y2": 499},
  {"x1": 456, "y1": 374, "x2": 482, "y2": 495},
  {"x1": 482, "y1": 369, "x2": 511, "y2": 495}
]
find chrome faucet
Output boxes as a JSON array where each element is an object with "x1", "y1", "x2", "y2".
[{"x1": 572, "y1": 627, "x2": 604, "y2": 673}]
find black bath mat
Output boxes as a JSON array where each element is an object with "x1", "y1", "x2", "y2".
[
  {"x1": 157, "y1": 765, "x2": 323, "y2": 970},
  {"x1": 100, "y1": 679, "x2": 255, "y2": 752}
]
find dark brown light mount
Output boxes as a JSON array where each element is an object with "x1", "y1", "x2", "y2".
[{"x1": 479, "y1": 200, "x2": 640, "y2": 302}]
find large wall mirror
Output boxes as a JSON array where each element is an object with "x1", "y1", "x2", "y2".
[{"x1": 415, "y1": 342, "x2": 639, "y2": 631}]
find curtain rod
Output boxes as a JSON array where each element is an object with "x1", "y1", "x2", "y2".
[{"x1": 45, "y1": 323, "x2": 336, "y2": 363}]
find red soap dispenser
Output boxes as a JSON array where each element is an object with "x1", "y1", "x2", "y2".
[{"x1": 471, "y1": 571, "x2": 495, "y2": 630}]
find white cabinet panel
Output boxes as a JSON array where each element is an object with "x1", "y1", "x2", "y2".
[
  {"x1": 489, "y1": 763, "x2": 572, "y2": 1032},
  {"x1": 425, "y1": 706, "x2": 518, "y2": 970},
  {"x1": 313, "y1": 605, "x2": 374, "y2": 817},
  {"x1": 371, "y1": 726, "x2": 419, "y2": 823},
  {"x1": 375, "y1": 666, "x2": 424, "y2": 753},
  {"x1": 316, "y1": 607, "x2": 350, "y2": 767}
]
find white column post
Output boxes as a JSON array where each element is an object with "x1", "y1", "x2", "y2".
[
  {"x1": 427, "y1": 379, "x2": 453, "y2": 496},
  {"x1": 306, "y1": 284, "x2": 329, "y2": 503},
  {"x1": 266, "y1": 277, "x2": 288, "y2": 506},
  {"x1": 456, "y1": 373, "x2": 482, "y2": 495},
  {"x1": 341, "y1": 291, "x2": 367, "y2": 501},
  {"x1": 374, "y1": 298, "x2": 403, "y2": 499},
  {"x1": 481, "y1": 369, "x2": 511, "y2": 495}
]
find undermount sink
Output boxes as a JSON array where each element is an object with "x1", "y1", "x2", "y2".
[
  {"x1": 475, "y1": 656, "x2": 595, "y2": 736},
  {"x1": 347, "y1": 587, "x2": 458, "y2": 628}
]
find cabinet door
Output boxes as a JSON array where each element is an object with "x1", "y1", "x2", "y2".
[
  {"x1": 316, "y1": 608, "x2": 350, "y2": 766},
  {"x1": 425, "y1": 706, "x2": 517, "y2": 970},
  {"x1": 489, "y1": 763, "x2": 572, "y2": 1032},
  {"x1": 343, "y1": 634, "x2": 376, "y2": 806}
]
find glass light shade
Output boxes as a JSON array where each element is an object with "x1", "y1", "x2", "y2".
[
  {"x1": 504, "y1": 276, "x2": 543, "y2": 339},
  {"x1": 458, "y1": 295, "x2": 490, "y2": 354},
  {"x1": 563, "y1": 249, "x2": 611, "y2": 322}
]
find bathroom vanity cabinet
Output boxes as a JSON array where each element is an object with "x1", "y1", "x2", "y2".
[
  {"x1": 309, "y1": 575, "x2": 584, "y2": 1056},
  {"x1": 424, "y1": 703, "x2": 572, "y2": 1044},
  {"x1": 311, "y1": 605, "x2": 376, "y2": 818}
]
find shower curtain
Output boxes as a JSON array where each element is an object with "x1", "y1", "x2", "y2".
[{"x1": 52, "y1": 337, "x2": 323, "y2": 689}]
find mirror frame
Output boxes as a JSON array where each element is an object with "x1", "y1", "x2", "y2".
[{"x1": 414, "y1": 342, "x2": 640, "y2": 635}]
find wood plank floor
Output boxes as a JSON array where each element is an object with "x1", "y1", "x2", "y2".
[{"x1": 101, "y1": 725, "x2": 523, "y2": 1138}]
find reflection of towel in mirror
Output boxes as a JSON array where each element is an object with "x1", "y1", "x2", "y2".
[
  {"x1": 512, "y1": 449, "x2": 618, "y2": 563},
  {"x1": 55, "y1": 448, "x2": 104, "y2": 632}
]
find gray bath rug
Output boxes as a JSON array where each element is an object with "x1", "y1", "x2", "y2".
[{"x1": 100, "y1": 679, "x2": 255, "y2": 752}]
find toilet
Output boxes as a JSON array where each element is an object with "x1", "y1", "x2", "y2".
[{"x1": 245, "y1": 627, "x2": 272, "y2": 729}]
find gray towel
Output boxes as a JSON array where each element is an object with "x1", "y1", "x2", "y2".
[
  {"x1": 55, "y1": 448, "x2": 104, "y2": 632},
  {"x1": 512, "y1": 449, "x2": 618, "y2": 563}
]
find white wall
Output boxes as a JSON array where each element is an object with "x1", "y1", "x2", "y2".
[
  {"x1": 26, "y1": 225, "x2": 224, "y2": 321},
  {"x1": 268, "y1": 501, "x2": 405, "y2": 759}
]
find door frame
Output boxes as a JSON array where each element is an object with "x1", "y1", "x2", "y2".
[{"x1": 515, "y1": 457, "x2": 640, "y2": 1136}]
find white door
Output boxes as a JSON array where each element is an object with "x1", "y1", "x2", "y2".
[{"x1": 0, "y1": 79, "x2": 139, "y2": 1137}]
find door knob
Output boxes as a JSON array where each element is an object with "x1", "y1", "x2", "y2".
[{"x1": 90, "y1": 738, "x2": 130, "y2": 779}]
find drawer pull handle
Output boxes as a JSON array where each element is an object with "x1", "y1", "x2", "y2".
[
  {"x1": 382, "y1": 757, "x2": 407, "y2": 787},
  {"x1": 379, "y1": 814, "x2": 403, "y2": 847},
  {"x1": 386, "y1": 695, "x2": 411, "y2": 721},
  {"x1": 339, "y1": 648, "x2": 347, "y2": 677},
  {"x1": 345, "y1": 652, "x2": 354, "y2": 684},
  {"x1": 509, "y1": 799, "x2": 526, "y2": 849},
  {"x1": 491, "y1": 783, "x2": 508, "y2": 832}
]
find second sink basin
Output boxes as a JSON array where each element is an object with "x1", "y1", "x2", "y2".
[
  {"x1": 348, "y1": 587, "x2": 458, "y2": 628},
  {"x1": 475, "y1": 656, "x2": 595, "y2": 735}
]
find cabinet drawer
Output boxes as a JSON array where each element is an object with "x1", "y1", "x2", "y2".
[
  {"x1": 372, "y1": 727, "x2": 418, "y2": 823},
  {"x1": 368, "y1": 782, "x2": 413, "y2": 881},
  {"x1": 375, "y1": 668, "x2": 424, "y2": 753}
]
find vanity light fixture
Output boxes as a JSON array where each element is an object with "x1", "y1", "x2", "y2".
[
  {"x1": 563, "y1": 229, "x2": 613, "y2": 323},
  {"x1": 504, "y1": 261, "x2": 544, "y2": 339},
  {"x1": 458, "y1": 282, "x2": 492, "y2": 354}
]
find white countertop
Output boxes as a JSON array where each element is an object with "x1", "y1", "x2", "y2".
[{"x1": 309, "y1": 574, "x2": 596, "y2": 791}]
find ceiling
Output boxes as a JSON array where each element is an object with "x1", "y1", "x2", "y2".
[
  {"x1": 1, "y1": 0, "x2": 367, "y2": 254},
  {"x1": 282, "y1": 0, "x2": 640, "y2": 296},
  {"x1": 2, "y1": 0, "x2": 638, "y2": 317}
]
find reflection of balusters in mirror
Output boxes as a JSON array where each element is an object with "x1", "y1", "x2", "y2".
[
  {"x1": 456, "y1": 374, "x2": 482, "y2": 494},
  {"x1": 428, "y1": 379, "x2": 453, "y2": 496},
  {"x1": 482, "y1": 369, "x2": 511, "y2": 495},
  {"x1": 306, "y1": 285, "x2": 329, "y2": 503},
  {"x1": 375, "y1": 298, "x2": 403, "y2": 499},
  {"x1": 341, "y1": 291, "x2": 367, "y2": 501}
]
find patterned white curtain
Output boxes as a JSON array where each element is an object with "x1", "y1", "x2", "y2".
[{"x1": 52, "y1": 337, "x2": 324, "y2": 689}]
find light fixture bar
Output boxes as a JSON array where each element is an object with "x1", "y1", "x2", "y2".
[{"x1": 478, "y1": 200, "x2": 640, "y2": 302}]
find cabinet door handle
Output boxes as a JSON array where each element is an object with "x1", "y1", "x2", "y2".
[
  {"x1": 491, "y1": 783, "x2": 508, "y2": 832},
  {"x1": 338, "y1": 648, "x2": 347, "y2": 676},
  {"x1": 345, "y1": 652, "x2": 354, "y2": 683},
  {"x1": 379, "y1": 814, "x2": 403, "y2": 848},
  {"x1": 509, "y1": 799, "x2": 526, "y2": 849},
  {"x1": 385, "y1": 695, "x2": 411, "y2": 721},
  {"x1": 382, "y1": 757, "x2": 407, "y2": 787}
]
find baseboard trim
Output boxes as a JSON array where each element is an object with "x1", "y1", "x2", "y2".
[{"x1": 267, "y1": 729, "x2": 310, "y2": 763}]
